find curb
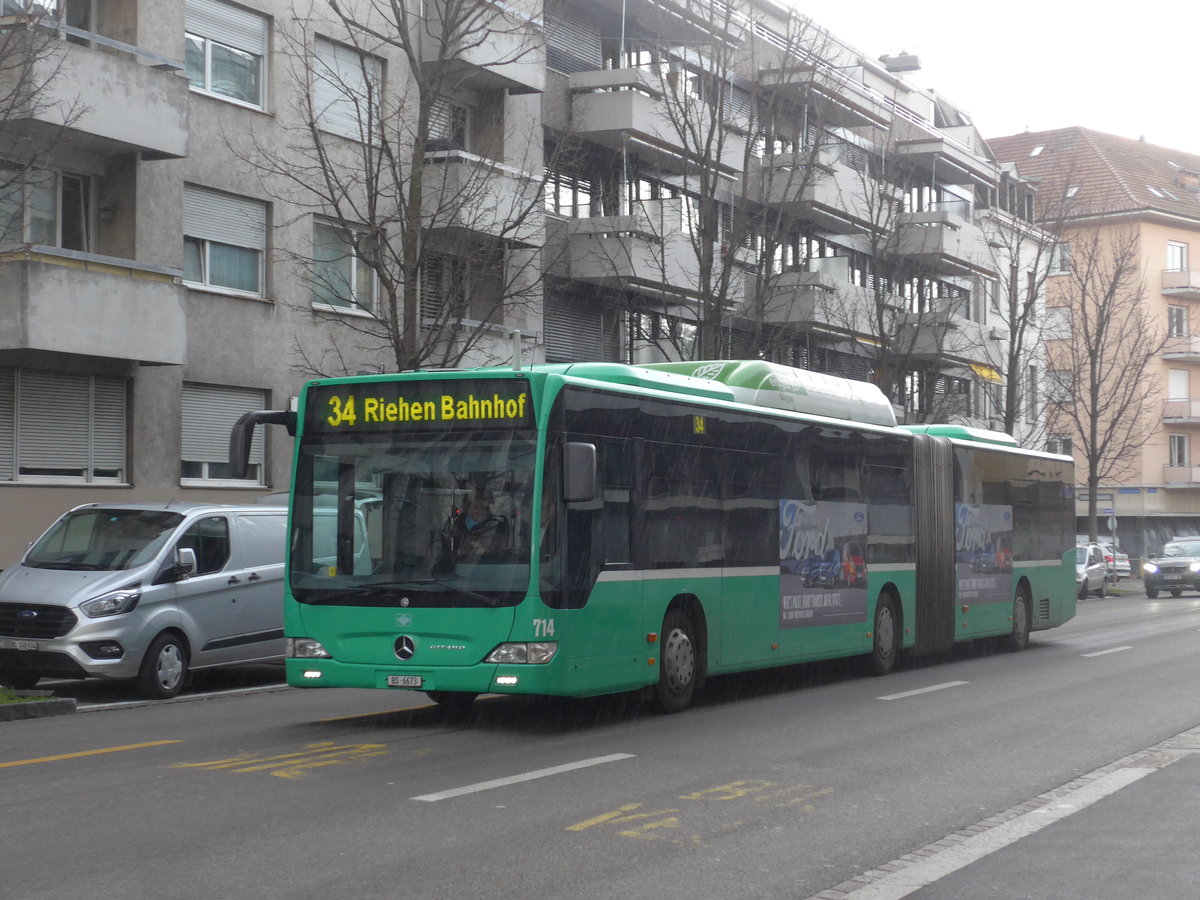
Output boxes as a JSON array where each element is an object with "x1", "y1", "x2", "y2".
[{"x1": 0, "y1": 690, "x2": 77, "y2": 721}]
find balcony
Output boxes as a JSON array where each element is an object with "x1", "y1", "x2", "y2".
[
  {"x1": 898, "y1": 307, "x2": 989, "y2": 364},
  {"x1": 0, "y1": 247, "x2": 185, "y2": 365},
  {"x1": 756, "y1": 65, "x2": 891, "y2": 129},
  {"x1": 743, "y1": 269, "x2": 837, "y2": 327},
  {"x1": 1162, "y1": 269, "x2": 1200, "y2": 300},
  {"x1": 897, "y1": 205, "x2": 995, "y2": 277},
  {"x1": 0, "y1": 21, "x2": 188, "y2": 162},
  {"x1": 569, "y1": 68, "x2": 746, "y2": 174},
  {"x1": 420, "y1": 0, "x2": 544, "y2": 94},
  {"x1": 556, "y1": 199, "x2": 701, "y2": 295},
  {"x1": 893, "y1": 125, "x2": 998, "y2": 187},
  {"x1": 749, "y1": 145, "x2": 886, "y2": 234},
  {"x1": 1163, "y1": 334, "x2": 1200, "y2": 361},
  {"x1": 1163, "y1": 465, "x2": 1200, "y2": 484},
  {"x1": 422, "y1": 151, "x2": 541, "y2": 248},
  {"x1": 1163, "y1": 399, "x2": 1200, "y2": 423}
]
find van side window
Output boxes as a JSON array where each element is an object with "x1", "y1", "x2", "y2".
[{"x1": 178, "y1": 516, "x2": 231, "y2": 574}]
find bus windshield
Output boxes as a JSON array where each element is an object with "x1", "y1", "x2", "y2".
[{"x1": 291, "y1": 430, "x2": 536, "y2": 608}]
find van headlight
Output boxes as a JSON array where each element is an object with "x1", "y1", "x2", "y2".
[
  {"x1": 485, "y1": 642, "x2": 557, "y2": 664},
  {"x1": 1143, "y1": 562, "x2": 1158, "y2": 574},
  {"x1": 80, "y1": 583, "x2": 142, "y2": 618}
]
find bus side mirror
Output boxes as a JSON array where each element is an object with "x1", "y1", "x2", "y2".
[
  {"x1": 173, "y1": 547, "x2": 197, "y2": 579},
  {"x1": 228, "y1": 409, "x2": 297, "y2": 479},
  {"x1": 564, "y1": 442, "x2": 597, "y2": 503}
]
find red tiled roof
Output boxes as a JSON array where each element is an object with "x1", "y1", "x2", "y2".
[{"x1": 987, "y1": 127, "x2": 1200, "y2": 223}]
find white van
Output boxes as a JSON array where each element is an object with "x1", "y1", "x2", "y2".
[{"x1": 0, "y1": 502, "x2": 287, "y2": 698}]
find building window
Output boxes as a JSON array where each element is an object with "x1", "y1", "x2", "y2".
[
  {"x1": 1046, "y1": 369, "x2": 1073, "y2": 403},
  {"x1": 0, "y1": 167, "x2": 92, "y2": 251},
  {"x1": 1049, "y1": 242, "x2": 1072, "y2": 275},
  {"x1": 1168, "y1": 240, "x2": 1189, "y2": 272},
  {"x1": 1025, "y1": 366, "x2": 1037, "y2": 425},
  {"x1": 544, "y1": 167, "x2": 597, "y2": 218},
  {"x1": 312, "y1": 218, "x2": 377, "y2": 312},
  {"x1": 1170, "y1": 433, "x2": 1190, "y2": 468},
  {"x1": 181, "y1": 383, "x2": 267, "y2": 484},
  {"x1": 428, "y1": 99, "x2": 470, "y2": 150},
  {"x1": 1169, "y1": 305, "x2": 1188, "y2": 338},
  {"x1": 0, "y1": 368, "x2": 126, "y2": 483},
  {"x1": 1046, "y1": 435, "x2": 1072, "y2": 456},
  {"x1": 313, "y1": 37, "x2": 382, "y2": 142},
  {"x1": 1168, "y1": 368, "x2": 1190, "y2": 400},
  {"x1": 183, "y1": 184, "x2": 267, "y2": 297},
  {"x1": 184, "y1": 0, "x2": 268, "y2": 108}
]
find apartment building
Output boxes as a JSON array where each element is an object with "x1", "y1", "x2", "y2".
[
  {"x1": 0, "y1": 0, "x2": 1042, "y2": 563},
  {"x1": 991, "y1": 127, "x2": 1200, "y2": 560}
]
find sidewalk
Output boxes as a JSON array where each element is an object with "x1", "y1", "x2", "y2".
[{"x1": 812, "y1": 723, "x2": 1200, "y2": 899}]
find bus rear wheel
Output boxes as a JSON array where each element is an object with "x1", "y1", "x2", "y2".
[
  {"x1": 870, "y1": 593, "x2": 899, "y2": 676},
  {"x1": 655, "y1": 609, "x2": 698, "y2": 714},
  {"x1": 1001, "y1": 586, "x2": 1031, "y2": 653}
]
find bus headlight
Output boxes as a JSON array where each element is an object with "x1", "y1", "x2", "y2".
[
  {"x1": 1143, "y1": 562, "x2": 1158, "y2": 574},
  {"x1": 485, "y1": 642, "x2": 558, "y2": 664},
  {"x1": 286, "y1": 637, "x2": 332, "y2": 659}
]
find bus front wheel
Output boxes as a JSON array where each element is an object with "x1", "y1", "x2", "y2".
[
  {"x1": 869, "y1": 593, "x2": 899, "y2": 676},
  {"x1": 655, "y1": 609, "x2": 698, "y2": 714},
  {"x1": 426, "y1": 691, "x2": 477, "y2": 717}
]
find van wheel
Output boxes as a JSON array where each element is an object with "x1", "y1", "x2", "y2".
[
  {"x1": 1096, "y1": 581, "x2": 1106, "y2": 598},
  {"x1": 137, "y1": 633, "x2": 188, "y2": 699},
  {"x1": 1146, "y1": 586, "x2": 1159, "y2": 599},
  {"x1": 0, "y1": 669, "x2": 40, "y2": 690},
  {"x1": 655, "y1": 609, "x2": 698, "y2": 714},
  {"x1": 1171, "y1": 589, "x2": 1183, "y2": 598}
]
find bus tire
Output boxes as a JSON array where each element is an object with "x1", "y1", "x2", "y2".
[
  {"x1": 1002, "y1": 586, "x2": 1031, "y2": 653},
  {"x1": 655, "y1": 609, "x2": 698, "y2": 714},
  {"x1": 426, "y1": 691, "x2": 477, "y2": 716},
  {"x1": 137, "y1": 632, "x2": 188, "y2": 699},
  {"x1": 869, "y1": 593, "x2": 899, "y2": 676}
]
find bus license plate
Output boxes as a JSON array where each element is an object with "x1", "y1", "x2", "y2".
[
  {"x1": 0, "y1": 638, "x2": 37, "y2": 651},
  {"x1": 386, "y1": 675, "x2": 423, "y2": 688}
]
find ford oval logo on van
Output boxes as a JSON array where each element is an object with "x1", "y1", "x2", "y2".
[{"x1": 17, "y1": 609, "x2": 37, "y2": 620}]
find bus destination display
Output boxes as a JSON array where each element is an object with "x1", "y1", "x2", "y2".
[{"x1": 306, "y1": 379, "x2": 533, "y2": 433}]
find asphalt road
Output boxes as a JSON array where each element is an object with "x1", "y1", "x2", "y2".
[{"x1": 5, "y1": 584, "x2": 1200, "y2": 900}]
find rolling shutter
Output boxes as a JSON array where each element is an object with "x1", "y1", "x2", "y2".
[
  {"x1": 185, "y1": 0, "x2": 268, "y2": 55},
  {"x1": 0, "y1": 369, "x2": 12, "y2": 480},
  {"x1": 544, "y1": 294, "x2": 617, "y2": 362},
  {"x1": 183, "y1": 184, "x2": 267, "y2": 250},
  {"x1": 5, "y1": 370, "x2": 126, "y2": 479},
  {"x1": 182, "y1": 383, "x2": 266, "y2": 465},
  {"x1": 545, "y1": 8, "x2": 601, "y2": 74}
]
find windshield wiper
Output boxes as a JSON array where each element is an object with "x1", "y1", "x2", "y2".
[{"x1": 361, "y1": 578, "x2": 503, "y2": 608}]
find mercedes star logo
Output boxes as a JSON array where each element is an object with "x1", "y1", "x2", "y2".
[{"x1": 395, "y1": 635, "x2": 416, "y2": 660}]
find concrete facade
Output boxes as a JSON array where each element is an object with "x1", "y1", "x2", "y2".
[{"x1": 0, "y1": 0, "x2": 1044, "y2": 564}]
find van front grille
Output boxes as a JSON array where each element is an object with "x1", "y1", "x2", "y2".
[{"x1": 0, "y1": 602, "x2": 78, "y2": 638}]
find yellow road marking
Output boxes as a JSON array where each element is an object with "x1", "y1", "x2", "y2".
[
  {"x1": 172, "y1": 741, "x2": 386, "y2": 779},
  {"x1": 0, "y1": 740, "x2": 182, "y2": 769}
]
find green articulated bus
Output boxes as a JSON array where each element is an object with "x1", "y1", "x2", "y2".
[{"x1": 231, "y1": 360, "x2": 1076, "y2": 713}]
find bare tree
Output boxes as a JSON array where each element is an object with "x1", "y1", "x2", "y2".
[
  {"x1": 234, "y1": 0, "x2": 547, "y2": 375},
  {"x1": 1044, "y1": 222, "x2": 1165, "y2": 541}
]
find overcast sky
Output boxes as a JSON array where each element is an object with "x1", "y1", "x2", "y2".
[{"x1": 805, "y1": 1, "x2": 1200, "y2": 155}]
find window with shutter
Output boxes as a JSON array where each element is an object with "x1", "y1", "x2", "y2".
[
  {"x1": 313, "y1": 37, "x2": 382, "y2": 143},
  {"x1": 184, "y1": 0, "x2": 268, "y2": 108},
  {"x1": 0, "y1": 368, "x2": 126, "y2": 482},
  {"x1": 183, "y1": 184, "x2": 267, "y2": 297},
  {"x1": 181, "y1": 383, "x2": 268, "y2": 484}
]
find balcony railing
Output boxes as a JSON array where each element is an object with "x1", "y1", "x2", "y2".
[
  {"x1": 1164, "y1": 464, "x2": 1200, "y2": 484},
  {"x1": 1163, "y1": 399, "x2": 1200, "y2": 421},
  {"x1": 1162, "y1": 269, "x2": 1200, "y2": 300}
]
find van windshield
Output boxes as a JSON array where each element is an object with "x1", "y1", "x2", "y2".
[{"x1": 25, "y1": 509, "x2": 184, "y2": 571}]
